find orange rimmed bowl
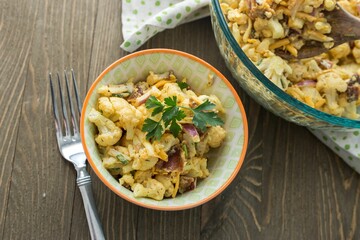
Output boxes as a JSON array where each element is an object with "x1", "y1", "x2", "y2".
[{"x1": 80, "y1": 49, "x2": 248, "y2": 210}]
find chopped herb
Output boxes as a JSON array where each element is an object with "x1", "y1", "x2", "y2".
[
  {"x1": 145, "y1": 96, "x2": 164, "y2": 116},
  {"x1": 182, "y1": 144, "x2": 189, "y2": 158},
  {"x1": 142, "y1": 118, "x2": 164, "y2": 140},
  {"x1": 177, "y1": 81, "x2": 189, "y2": 90},
  {"x1": 142, "y1": 96, "x2": 223, "y2": 140},
  {"x1": 116, "y1": 154, "x2": 129, "y2": 165},
  {"x1": 162, "y1": 96, "x2": 186, "y2": 126},
  {"x1": 192, "y1": 100, "x2": 224, "y2": 132},
  {"x1": 111, "y1": 92, "x2": 130, "y2": 98},
  {"x1": 112, "y1": 94, "x2": 124, "y2": 98}
]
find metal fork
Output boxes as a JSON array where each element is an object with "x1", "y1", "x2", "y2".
[{"x1": 49, "y1": 70, "x2": 105, "y2": 240}]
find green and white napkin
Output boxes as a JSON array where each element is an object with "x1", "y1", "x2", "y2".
[
  {"x1": 120, "y1": 0, "x2": 360, "y2": 173},
  {"x1": 121, "y1": 0, "x2": 210, "y2": 52},
  {"x1": 310, "y1": 129, "x2": 360, "y2": 172}
]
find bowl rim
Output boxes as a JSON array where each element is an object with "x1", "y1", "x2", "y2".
[
  {"x1": 80, "y1": 48, "x2": 249, "y2": 210},
  {"x1": 211, "y1": 0, "x2": 360, "y2": 128}
]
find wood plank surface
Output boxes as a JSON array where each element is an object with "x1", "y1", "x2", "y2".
[
  {"x1": 0, "y1": 0, "x2": 40, "y2": 236},
  {"x1": 1, "y1": 0, "x2": 98, "y2": 239},
  {"x1": 0, "y1": 0, "x2": 359, "y2": 240}
]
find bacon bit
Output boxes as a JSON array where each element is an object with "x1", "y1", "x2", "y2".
[
  {"x1": 346, "y1": 86, "x2": 359, "y2": 102},
  {"x1": 128, "y1": 84, "x2": 145, "y2": 101},
  {"x1": 349, "y1": 41, "x2": 355, "y2": 49},
  {"x1": 155, "y1": 145, "x2": 183, "y2": 172},
  {"x1": 346, "y1": 74, "x2": 360, "y2": 102},
  {"x1": 178, "y1": 176, "x2": 197, "y2": 194},
  {"x1": 348, "y1": 74, "x2": 360, "y2": 85}
]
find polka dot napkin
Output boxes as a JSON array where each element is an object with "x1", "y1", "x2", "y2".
[
  {"x1": 310, "y1": 129, "x2": 360, "y2": 173},
  {"x1": 120, "y1": 1, "x2": 360, "y2": 174},
  {"x1": 121, "y1": 0, "x2": 210, "y2": 52}
]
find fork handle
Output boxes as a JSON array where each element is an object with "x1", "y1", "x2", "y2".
[{"x1": 77, "y1": 167, "x2": 106, "y2": 240}]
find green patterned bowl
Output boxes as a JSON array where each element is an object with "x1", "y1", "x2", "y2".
[
  {"x1": 80, "y1": 49, "x2": 248, "y2": 210},
  {"x1": 210, "y1": 0, "x2": 360, "y2": 129}
]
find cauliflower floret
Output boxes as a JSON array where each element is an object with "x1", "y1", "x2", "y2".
[
  {"x1": 207, "y1": 126, "x2": 227, "y2": 148},
  {"x1": 303, "y1": 59, "x2": 322, "y2": 79},
  {"x1": 195, "y1": 126, "x2": 226, "y2": 155},
  {"x1": 134, "y1": 129, "x2": 165, "y2": 159},
  {"x1": 97, "y1": 97, "x2": 114, "y2": 118},
  {"x1": 146, "y1": 71, "x2": 176, "y2": 86},
  {"x1": 254, "y1": 18, "x2": 285, "y2": 39},
  {"x1": 323, "y1": 0, "x2": 336, "y2": 10},
  {"x1": 102, "y1": 157, "x2": 122, "y2": 175},
  {"x1": 267, "y1": 18, "x2": 285, "y2": 39},
  {"x1": 134, "y1": 170, "x2": 153, "y2": 184},
  {"x1": 110, "y1": 97, "x2": 143, "y2": 139},
  {"x1": 183, "y1": 157, "x2": 210, "y2": 178},
  {"x1": 288, "y1": 17, "x2": 305, "y2": 30},
  {"x1": 257, "y1": 56, "x2": 292, "y2": 89},
  {"x1": 288, "y1": 62, "x2": 308, "y2": 82},
  {"x1": 303, "y1": 0, "x2": 323, "y2": 8},
  {"x1": 227, "y1": 9, "x2": 248, "y2": 25},
  {"x1": 155, "y1": 174, "x2": 175, "y2": 198},
  {"x1": 301, "y1": 86, "x2": 326, "y2": 108},
  {"x1": 221, "y1": 0, "x2": 239, "y2": 8},
  {"x1": 119, "y1": 174, "x2": 135, "y2": 188},
  {"x1": 314, "y1": 21, "x2": 331, "y2": 34},
  {"x1": 316, "y1": 72, "x2": 348, "y2": 115},
  {"x1": 329, "y1": 43, "x2": 351, "y2": 59},
  {"x1": 132, "y1": 155, "x2": 158, "y2": 171},
  {"x1": 132, "y1": 179, "x2": 166, "y2": 200},
  {"x1": 338, "y1": 92, "x2": 360, "y2": 119},
  {"x1": 159, "y1": 83, "x2": 187, "y2": 102},
  {"x1": 352, "y1": 42, "x2": 360, "y2": 64},
  {"x1": 88, "y1": 108, "x2": 122, "y2": 146}
]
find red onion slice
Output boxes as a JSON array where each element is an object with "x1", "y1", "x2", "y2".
[
  {"x1": 296, "y1": 80, "x2": 317, "y2": 88},
  {"x1": 182, "y1": 124, "x2": 199, "y2": 137}
]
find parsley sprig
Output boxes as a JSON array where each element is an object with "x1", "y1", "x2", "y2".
[{"x1": 142, "y1": 96, "x2": 224, "y2": 140}]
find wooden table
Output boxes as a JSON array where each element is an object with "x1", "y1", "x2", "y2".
[{"x1": 1, "y1": 1, "x2": 359, "y2": 239}]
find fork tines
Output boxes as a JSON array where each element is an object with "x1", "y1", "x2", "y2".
[{"x1": 49, "y1": 70, "x2": 82, "y2": 137}]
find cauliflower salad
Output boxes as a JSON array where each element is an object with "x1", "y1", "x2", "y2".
[
  {"x1": 88, "y1": 71, "x2": 226, "y2": 200},
  {"x1": 220, "y1": 0, "x2": 360, "y2": 119}
]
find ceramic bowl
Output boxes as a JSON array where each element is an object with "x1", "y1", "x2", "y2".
[{"x1": 80, "y1": 49, "x2": 248, "y2": 210}]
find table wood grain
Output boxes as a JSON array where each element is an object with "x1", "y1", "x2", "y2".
[{"x1": 1, "y1": 1, "x2": 359, "y2": 239}]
